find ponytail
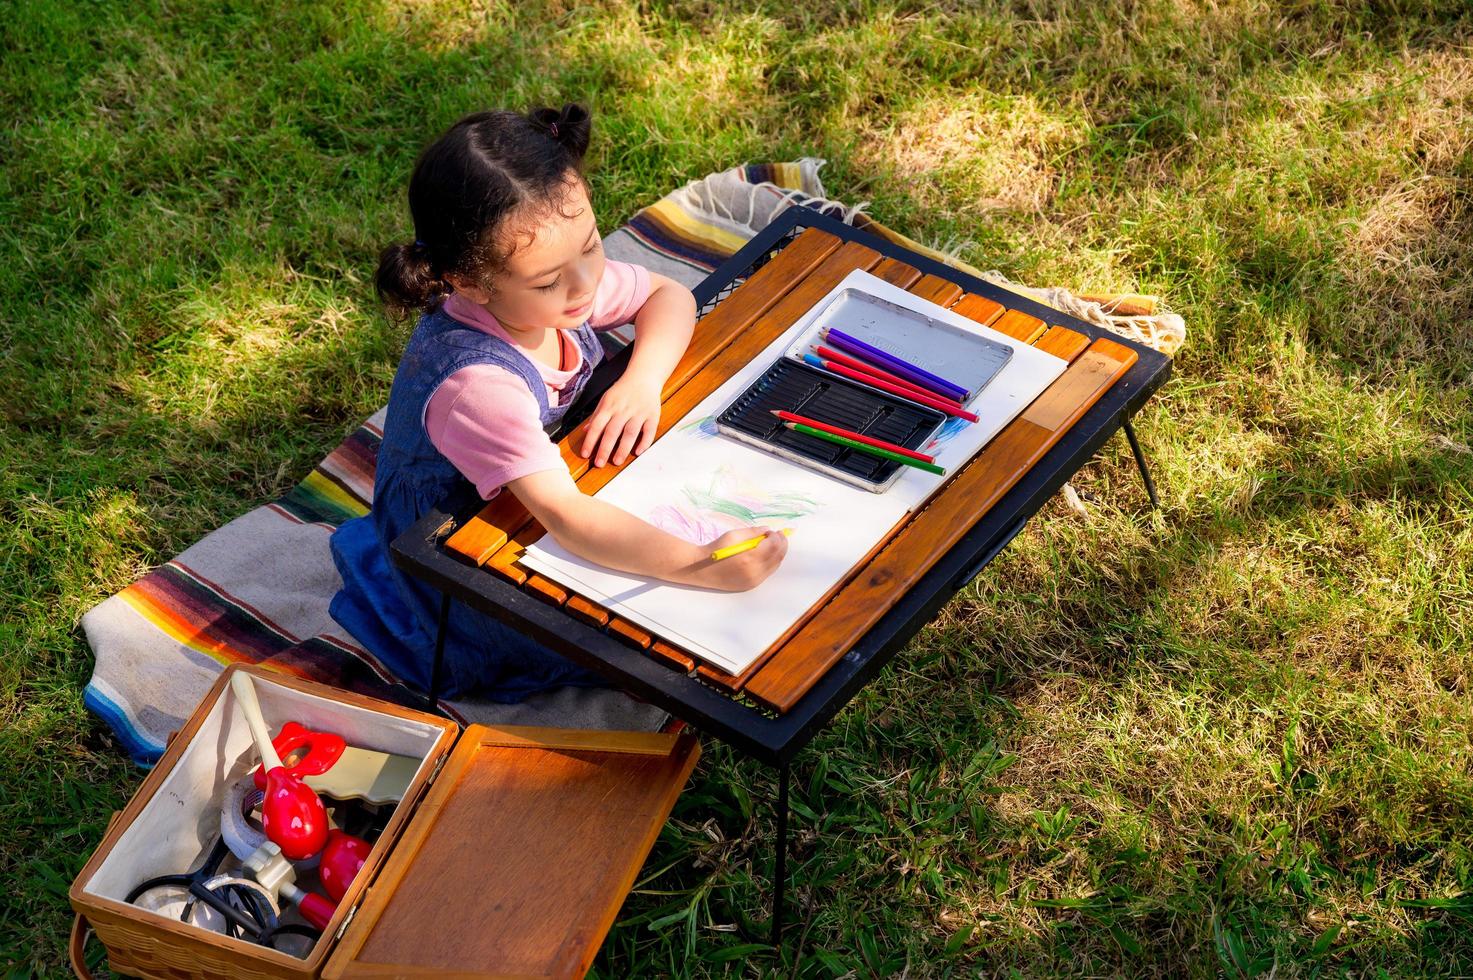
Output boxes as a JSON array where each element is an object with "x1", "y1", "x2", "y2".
[
  {"x1": 376, "y1": 102, "x2": 595, "y2": 317},
  {"x1": 376, "y1": 240, "x2": 449, "y2": 318},
  {"x1": 528, "y1": 103, "x2": 592, "y2": 161}
]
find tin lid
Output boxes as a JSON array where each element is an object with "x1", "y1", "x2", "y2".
[{"x1": 322, "y1": 724, "x2": 700, "y2": 979}]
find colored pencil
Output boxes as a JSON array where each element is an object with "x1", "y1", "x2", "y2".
[
  {"x1": 709, "y1": 527, "x2": 791, "y2": 561},
  {"x1": 784, "y1": 421, "x2": 948, "y2": 476},
  {"x1": 822, "y1": 327, "x2": 971, "y2": 401},
  {"x1": 802, "y1": 353, "x2": 979, "y2": 423},
  {"x1": 812, "y1": 344, "x2": 963, "y2": 407},
  {"x1": 769, "y1": 410, "x2": 937, "y2": 463}
]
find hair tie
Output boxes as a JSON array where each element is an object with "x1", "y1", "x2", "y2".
[
  {"x1": 413, "y1": 239, "x2": 426, "y2": 249},
  {"x1": 549, "y1": 123, "x2": 558, "y2": 139}
]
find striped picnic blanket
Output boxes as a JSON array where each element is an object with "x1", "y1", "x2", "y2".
[{"x1": 82, "y1": 160, "x2": 852, "y2": 764}]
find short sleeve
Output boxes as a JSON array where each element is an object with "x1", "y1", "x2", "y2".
[
  {"x1": 424, "y1": 366, "x2": 567, "y2": 498},
  {"x1": 588, "y1": 261, "x2": 652, "y2": 330}
]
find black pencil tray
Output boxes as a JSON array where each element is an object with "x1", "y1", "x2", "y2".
[{"x1": 714, "y1": 358, "x2": 945, "y2": 492}]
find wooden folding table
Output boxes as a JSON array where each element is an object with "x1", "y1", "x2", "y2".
[{"x1": 390, "y1": 207, "x2": 1172, "y2": 942}]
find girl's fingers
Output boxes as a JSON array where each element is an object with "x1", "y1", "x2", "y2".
[
  {"x1": 581, "y1": 411, "x2": 611, "y2": 459},
  {"x1": 634, "y1": 416, "x2": 657, "y2": 456},
  {"x1": 582, "y1": 401, "x2": 658, "y2": 465},
  {"x1": 593, "y1": 414, "x2": 627, "y2": 466},
  {"x1": 754, "y1": 531, "x2": 787, "y2": 565},
  {"x1": 609, "y1": 417, "x2": 643, "y2": 466}
]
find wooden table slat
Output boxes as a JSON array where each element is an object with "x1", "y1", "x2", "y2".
[
  {"x1": 522, "y1": 573, "x2": 570, "y2": 607},
  {"x1": 745, "y1": 336, "x2": 1140, "y2": 711},
  {"x1": 1032, "y1": 325, "x2": 1091, "y2": 363},
  {"x1": 947, "y1": 292, "x2": 1005, "y2": 328},
  {"x1": 486, "y1": 520, "x2": 544, "y2": 585},
  {"x1": 442, "y1": 493, "x2": 528, "y2": 569},
  {"x1": 870, "y1": 257, "x2": 923, "y2": 288},
  {"x1": 566, "y1": 595, "x2": 611, "y2": 627},
  {"x1": 991, "y1": 308, "x2": 1047, "y2": 344},
  {"x1": 607, "y1": 618, "x2": 653, "y2": 650},
  {"x1": 906, "y1": 274, "x2": 964, "y2": 308},
  {"x1": 649, "y1": 640, "x2": 696, "y2": 672}
]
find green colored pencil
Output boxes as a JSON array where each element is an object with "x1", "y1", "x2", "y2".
[{"x1": 784, "y1": 421, "x2": 947, "y2": 476}]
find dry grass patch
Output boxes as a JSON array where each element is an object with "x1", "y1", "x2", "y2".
[{"x1": 857, "y1": 91, "x2": 1083, "y2": 215}]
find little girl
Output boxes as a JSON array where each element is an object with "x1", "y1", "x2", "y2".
[{"x1": 329, "y1": 104, "x2": 788, "y2": 702}]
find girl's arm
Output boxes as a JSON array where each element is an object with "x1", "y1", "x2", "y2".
[
  {"x1": 507, "y1": 469, "x2": 787, "y2": 591},
  {"x1": 581, "y1": 271, "x2": 696, "y2": 467}
]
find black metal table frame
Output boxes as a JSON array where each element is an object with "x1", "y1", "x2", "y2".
[{"x1": 389, "y1": 206, "x2": 1172, "y2": 943}]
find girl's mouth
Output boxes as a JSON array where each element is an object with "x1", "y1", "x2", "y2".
[{"x1": 564, "y1": 298, "x2": 592, "y2": 318}]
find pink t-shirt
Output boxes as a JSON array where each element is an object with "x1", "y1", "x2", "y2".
[{"x1": 424, "y1": 261, "x2": 651, "y2": 498}]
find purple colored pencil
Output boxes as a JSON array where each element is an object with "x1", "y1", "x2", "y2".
[{"x1": 822, "y1": 327, "x2": 971, "y2": 401}]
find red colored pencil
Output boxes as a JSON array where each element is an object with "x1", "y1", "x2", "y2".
[
  {"x1": 813, "y1": 345, "x2": 964, "y2": 407},
  {"x1": 769, "y1": 410, "x2": 937, "y2": 463},
  {"x1": 802, "y1": 354, "x2": 979, "y2": 423}
]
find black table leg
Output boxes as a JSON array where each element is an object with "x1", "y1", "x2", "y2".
[
  {"x1": 1122, "y1": 419, "x2": 1160, "y2": 509},
  {"x1": 771, "y1": 761, "x2": 791, "y2": 946},
  {"x1": 427, "y1": 592, "x2": 451, "y2": 712}
]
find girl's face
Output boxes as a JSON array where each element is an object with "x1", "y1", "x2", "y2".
[{"x1": 450, "y1": 177, "x2": 606, "y2": 335}]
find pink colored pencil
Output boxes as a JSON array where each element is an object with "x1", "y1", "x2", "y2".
[
  {"x1": 813, "y1": 345, "x2": 964, "y2": 407},
  {"x1": 802, "y1": 354, "x2": 979, "y2": 423}
]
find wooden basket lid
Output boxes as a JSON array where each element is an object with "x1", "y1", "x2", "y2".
[{"x1": 322, "y1": 725, "x2": 700, "y2": 979}]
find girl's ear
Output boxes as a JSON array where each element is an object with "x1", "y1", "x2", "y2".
[{"x1": 445, "y1": 273, "x2": 494, "y2": 305}]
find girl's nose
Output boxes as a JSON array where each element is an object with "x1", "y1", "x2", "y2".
[{"x1": 566, "y1": 256, "x2": 597, "y2": 298}]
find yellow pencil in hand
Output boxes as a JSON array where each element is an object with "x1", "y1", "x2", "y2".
[{"x1": 709, "y1": 528, "x2": 792, "y2": 562}]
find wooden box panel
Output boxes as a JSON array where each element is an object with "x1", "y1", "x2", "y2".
[{"x1": 322, "y1": 727, "x2": 700, "y2": 979}]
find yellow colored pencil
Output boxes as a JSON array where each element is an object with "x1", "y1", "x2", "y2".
[{"x1": 709, "y1": 528, "x2": 792, "y2": 561}]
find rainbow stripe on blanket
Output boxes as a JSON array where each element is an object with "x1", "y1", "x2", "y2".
[
  {"x1": 120, "y1": 421, "x2": 381, "y2": 664},
  {"x1": 84, "y1": 419, "x2": 401, "y2": 763}
]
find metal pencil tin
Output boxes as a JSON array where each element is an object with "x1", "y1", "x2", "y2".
[{"x1": 715, "y1": 358, "x2": 945, "y2": 493}]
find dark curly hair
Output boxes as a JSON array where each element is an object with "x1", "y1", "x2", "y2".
[{"x1": 375, "y1": 103, "x2": 593, "y2": 316}]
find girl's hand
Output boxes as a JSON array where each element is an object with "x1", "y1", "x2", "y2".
[
  {"x1": 694, "y1": 526, "x2": 789, "y2": 592},
  {"x1": 581, "y1": 374, "x2": 661, "y2": 467}
]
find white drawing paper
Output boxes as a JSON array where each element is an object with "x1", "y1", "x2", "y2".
[{"x1": 522, "y1": 430, "x2": 910, "y2": 673}]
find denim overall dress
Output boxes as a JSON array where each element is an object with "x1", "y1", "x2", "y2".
[{"x1": 328, "y1": 306, "x2": 607, "y2": 701}]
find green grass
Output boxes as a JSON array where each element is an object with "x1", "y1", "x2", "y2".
[{"x1": 4, "y1": 0, "x2": 1472, "y2": 975}]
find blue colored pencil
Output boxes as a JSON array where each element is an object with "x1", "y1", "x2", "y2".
[{"x1": 822, "y1": 327, "x2": 971, "y2": 401}]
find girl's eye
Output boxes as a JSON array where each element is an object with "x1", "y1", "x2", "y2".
[
  {"x1": 537, "y1": 277, "x2": 561, "y2": 292},
  {"x1": 584, "y1": 239, "x2": 602, "y2": 255}
]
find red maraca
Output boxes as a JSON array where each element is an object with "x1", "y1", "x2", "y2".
[
  {"x1": 318, "y1": 830, "x2": 372, "y2": 902},
  {"x1": 230, "y1": 671, "x2": 329, "y2": 860}
]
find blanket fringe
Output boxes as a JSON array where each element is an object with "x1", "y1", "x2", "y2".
[{"x1": 977, "y1": 271, "x2": 1187, "y2": 357}]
